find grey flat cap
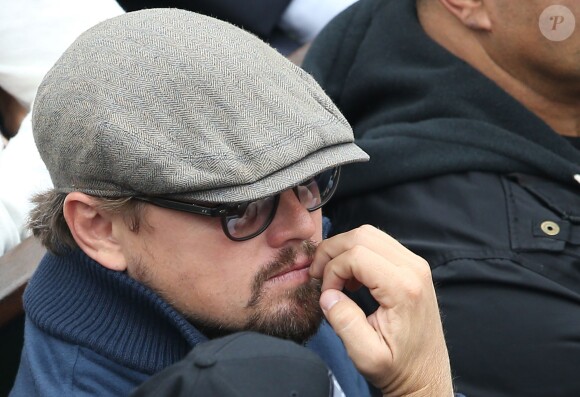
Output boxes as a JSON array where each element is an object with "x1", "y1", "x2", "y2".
[{"x1": 33, "y1": 8, "x2": 368, "y2": 203}]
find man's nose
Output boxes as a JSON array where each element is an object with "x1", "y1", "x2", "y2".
[{"x1": 264, "y1": 189, "x2": 318, "y2": 247}]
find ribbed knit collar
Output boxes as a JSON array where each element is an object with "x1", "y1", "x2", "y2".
[
  {"x1": 303, "y1": 0, "x2": 580, "y2": 199},
  {"x1": 23, "y1": 249, "x2": 208, "y2": 374}
]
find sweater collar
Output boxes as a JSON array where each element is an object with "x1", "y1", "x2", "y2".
[{"x1": 24, "y1": 249, "x2": 208, "y2": 374}]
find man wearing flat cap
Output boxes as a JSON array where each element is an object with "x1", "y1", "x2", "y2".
[{"x1": 10, "y1": 9, "x2": 453, "y2": 397}]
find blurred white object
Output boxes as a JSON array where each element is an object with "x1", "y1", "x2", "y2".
[
  {"x1": 0, "y1": 0, "x2": 124, "y2": 255},
  {"x1": 0, "y1": 0, "x2": 124, "y2": 108},
  {"x1": 0, "y1": 114, "x2": 47, "y2": 254},
  {"x1": 279, "y1": 0, "x2": 358, "y2": 43}
]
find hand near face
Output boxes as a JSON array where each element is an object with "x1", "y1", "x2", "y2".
[{"x1": 310, "y1": 225, "x2": 453, "y2": 397}]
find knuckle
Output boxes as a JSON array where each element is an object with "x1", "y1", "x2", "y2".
[
  {"x1": 414, "y1": 255, "x2": 432, "y2": 275},
  {"x1": 350, "y1": 225, "x2": 373, "y2": 244},
  {"x1": 343, "y1": 245, "x2": 367, "y2": 268},
  {"x1": 420, "y1": 259, "x2": 431, "y2": 272},
  {"x1": 360, "y1": 353, "x2": 390, "y2": 378},
  {"x1": 332, "y1": 307, "x2": 360, "y2": 331},
  {"x1": 348, "y1": 228, "x2": 364, "y2": 246},
  {"x1": 358, "y1": 224, "x2": 376, "y2": 234},
  {"x1": 401, "y1": 277, "x2": 425, "y2": 302},
  {"x1": 349, "y1": 244, "x2": 367, "y2": 257}
]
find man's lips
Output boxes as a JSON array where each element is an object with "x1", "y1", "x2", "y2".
[{"x1": 267, "y1": 259, "x2": 313, "y2": 281}]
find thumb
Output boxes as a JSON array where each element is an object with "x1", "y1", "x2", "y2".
[
  {"x1": 320, "y1": 289, "x2": 378, "y2": 358},
  {"x1": 320, "y1": 289, "x2": 392, "y2": 387}
]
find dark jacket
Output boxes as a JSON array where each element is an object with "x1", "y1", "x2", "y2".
[
  {"x1": 10, "y1": 250, "x2": 370, "y2": 397},
  {"x1": 303, "y1": 0, "x2": 580, "y2": 396}
]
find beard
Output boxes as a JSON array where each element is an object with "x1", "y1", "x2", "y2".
[{"x1": 192, "y1": 240, "x2": 324, "y2": 344}]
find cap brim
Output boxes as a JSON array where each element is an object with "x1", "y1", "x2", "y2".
[{"x1": 169, "y1": 142, "x2": 369, "y2": 204}]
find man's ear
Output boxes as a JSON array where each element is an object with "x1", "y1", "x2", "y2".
[
  {"x1": 63, "y1": 192, "x2": 128, "y2": 271},
  {"x1": 438, "y1": 0, "x2": 492, "y2": 31}
]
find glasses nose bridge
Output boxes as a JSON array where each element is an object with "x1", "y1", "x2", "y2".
[
  {"x1": 276, "y1": 187, "x2": 308, "y2": 215},
  {"x1": 290, "y1": 186, "x2": 301, "y2": 203},
  {"x1": 288, "y1": 184, "x2": 314, "y2": 211}
]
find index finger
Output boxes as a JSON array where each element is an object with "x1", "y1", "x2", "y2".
[
  {"x1": 310, "y1": 225, "x2": 421, "y2": 279},
  {"x1": 318, "y1": 244, "x2": 398, "y2": 294}
]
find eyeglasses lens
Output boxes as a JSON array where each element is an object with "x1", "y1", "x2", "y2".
[
  {"x1": 225, "y1": 196, "x2": 276, "y2": 239},
  {"x1": 224, "y1": 168, "x2": 339, "y2": 240}
]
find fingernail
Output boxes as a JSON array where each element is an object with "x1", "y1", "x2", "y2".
[{"x1": 320, "y1": 290, "x2": 341, "y2": 312}]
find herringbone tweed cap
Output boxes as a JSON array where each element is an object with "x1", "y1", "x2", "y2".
[{"x1": 33, "y1": 8, "x2": 368, "y2": 203}]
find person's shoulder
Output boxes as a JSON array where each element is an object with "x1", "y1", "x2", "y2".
[
  {"x1": 11, "y1": 319, "x2": 78, "y2": 396},
  {"x1": 16, "y1": 319, "x2": 149, "y2": 396},
  {"x1": 72, "y1": 346, "x2": 150, "y2": 395},
  {"x1": 330, "y1": 0, "x2": 393, "y2": 27}
]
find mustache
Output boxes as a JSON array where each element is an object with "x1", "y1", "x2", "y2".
[
  {"x1": 260, "y1": 240, "x2": 317, "y2": 281},
  {"x1": 247, "y1": 240, "x2": 318, "y2": 307}
]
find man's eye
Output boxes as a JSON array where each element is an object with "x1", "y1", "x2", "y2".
[
  {"x1": 242, "y1": 202, "x2": 259, "y2": 221},
  {"x1": 297, "y1": 185, "x2": 319, "y2": 207}
]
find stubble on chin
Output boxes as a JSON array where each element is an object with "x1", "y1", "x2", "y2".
[
  {"x1": 243, "y1": 240, "x2": 323, "y2": 343},
  {"x1": 245, "y1": 277, "x2": 323, "y2": 344}
]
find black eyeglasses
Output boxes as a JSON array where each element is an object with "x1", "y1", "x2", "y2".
[{"x1": 134, "y1": 167, "x2": 340, "y2": 241}]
